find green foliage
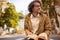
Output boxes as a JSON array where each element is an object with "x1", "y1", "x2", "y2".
[
  {"x1": 0, "y1": 13, "x2": 5, "y2": 27},
  {"x1": 17, "y1": 12, "x2": 24, "y2": 19},
  {"x1": 42, "y1": 0, "x2": 59, "y2": 27},
  {"x1": 0, "y1": 2, "x2": 18, "y2": 28},
  {"x1": 42, "y1": 0, "x2": 55, "y2": 15},
  {"x1": 4, "y1": 4, "x2": 18, "y2": 28}
]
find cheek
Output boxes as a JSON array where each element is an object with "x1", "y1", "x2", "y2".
[
  {"x1": 32, "y1": 8, "x2": 37, "y2": 11},
  {"x1": 32, "y1": 7, "x2": 39, "y2": 12},
  {"x1": 34, "y1": 8, "x2": 38, "y2": 11}
]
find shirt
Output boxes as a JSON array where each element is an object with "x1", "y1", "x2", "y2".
[{"x1": 30, "y1": 14, "x2": 40, "y2": 33}]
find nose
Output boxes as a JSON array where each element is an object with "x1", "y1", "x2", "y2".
[
  {"x1": 39, "y1": 6, "x2": 41, "y2": 8},
  {"x1": 38, "y1": 6, "x2": 41, "y2": 9},
  {"x1": 38, "y1": 7, "x2": 41, "y2": 10}
]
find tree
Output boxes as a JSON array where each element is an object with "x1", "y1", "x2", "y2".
[
  {"x1": 17, "y1": 12, "x2": 24, "y2": 19},
  {"x1": 0, "y1": 12, "x2": 5, "y2": 27},
  {"x1": 42, "y1": 0, "x2": 59, "y2": 27},
  {"x1": 3, "y1": 2, "x2": 18, "y2": 28}
]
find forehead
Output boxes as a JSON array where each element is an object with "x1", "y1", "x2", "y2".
[{"x1": 33, "y1": 2, "x2": 40, "y2": 5}]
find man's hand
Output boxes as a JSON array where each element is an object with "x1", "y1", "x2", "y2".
[
  {"x1": 27, "y1": 34, "x2": 37, "y2": 39},
  {"x1": 35, "y1": 33, "x2": 48, "y2": 40},
  {"x1": 38, "y1": 33, "x2": 48, "y2": 40},
  {"x1": 26, "y1": 30, "x2": 32, "y2": 35}
]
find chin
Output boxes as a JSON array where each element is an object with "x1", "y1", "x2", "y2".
[{"x1": 38, "y1": 11, "x2": 41, "y2": 13}]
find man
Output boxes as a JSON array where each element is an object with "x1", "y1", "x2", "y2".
[{"x1": 24, "y1": 0, "x2": 51, "y2": 40}]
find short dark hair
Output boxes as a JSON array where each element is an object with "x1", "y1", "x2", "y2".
[{"x1": 28, "y1": 0, "x2": 41, "y2": 13}]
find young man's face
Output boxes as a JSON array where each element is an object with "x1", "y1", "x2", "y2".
[{"x1": 32, "y1": 2, "x2": 41, "y2": 13}]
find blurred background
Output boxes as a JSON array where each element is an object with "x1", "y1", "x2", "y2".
[{"x1": 0, "y1": 0, "x2": 60, "y2": 40}]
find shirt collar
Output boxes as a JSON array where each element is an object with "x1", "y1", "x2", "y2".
[{"x1": 30, "y1": 13, "x2": 40, "y2": 18}]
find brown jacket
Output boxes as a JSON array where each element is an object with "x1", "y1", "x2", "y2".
[{"x1": 24, "y1": 13, "x2": 51, "y2": 35}]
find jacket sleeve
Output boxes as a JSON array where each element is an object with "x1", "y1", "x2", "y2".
[
  {"x1": 24, "y1": 15, "x2": 30, "y2": 35},
  {"x1": 44, "y1": 15, "x2": 51, "y2": 35}
]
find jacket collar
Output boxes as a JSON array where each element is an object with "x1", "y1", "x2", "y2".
[
  {"x1": 27, "y1": 13, "x2": 43, "y2": 33},
  {"x1": 30, "y1": 13, "x2": 40, "y2": 19}
]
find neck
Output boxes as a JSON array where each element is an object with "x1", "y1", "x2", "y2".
[{"x1": 32, "y1": 12, "x2": 38, "y2": 17}]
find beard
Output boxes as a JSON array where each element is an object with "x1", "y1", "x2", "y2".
[
  {"x1": 37, "y1": 9, "x2": 43, "y2": 13},
  {"x1": 37, "y1": 8, "x2": 42, "y2": 13}
]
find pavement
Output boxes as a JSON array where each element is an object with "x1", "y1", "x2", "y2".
[
  {"x1": 0, "y1": 34, "x2": 26, "y2": 40},
  {"x1": 50, "y1": 34, "x2": 60, "y2": 40},
  {"x1": 0, "y1": 34, "x2": 60, "y2": 40}
]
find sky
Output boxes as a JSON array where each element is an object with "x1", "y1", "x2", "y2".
[{"x1": 7, "y1": 0, "x2": 33, "y2": 15}]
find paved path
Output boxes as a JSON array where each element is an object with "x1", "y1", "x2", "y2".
[
  {"x1": 0, "y1": 34, "x2": 25, "y2": 40},
  {"x1": 0, "y1": 34, "x2": 60, "y2": 40},
  {"x1": 50, "y1": 34, "x2": 60, "y2": 40}
]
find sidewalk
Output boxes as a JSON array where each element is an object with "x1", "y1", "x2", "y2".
[
  {"x1": 0, "y1": 34, "x2": 25, "y2": 40},
  {"x1": 50, "y1": 34, "x2": 60, "y2": 38},
  {"x1": 0, "y1": 34, "x2": 24, "y2": 38},
  {"x1": 0, "y1": 34, "x2": 60, "y2": 40},
  {"x1": 50, "y1": 34, "x2": 60, "y2": 40}
]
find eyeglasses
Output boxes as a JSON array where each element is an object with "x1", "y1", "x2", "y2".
[{"x1": 34, "y1": 5, "x2": 41, "y2": 7}]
